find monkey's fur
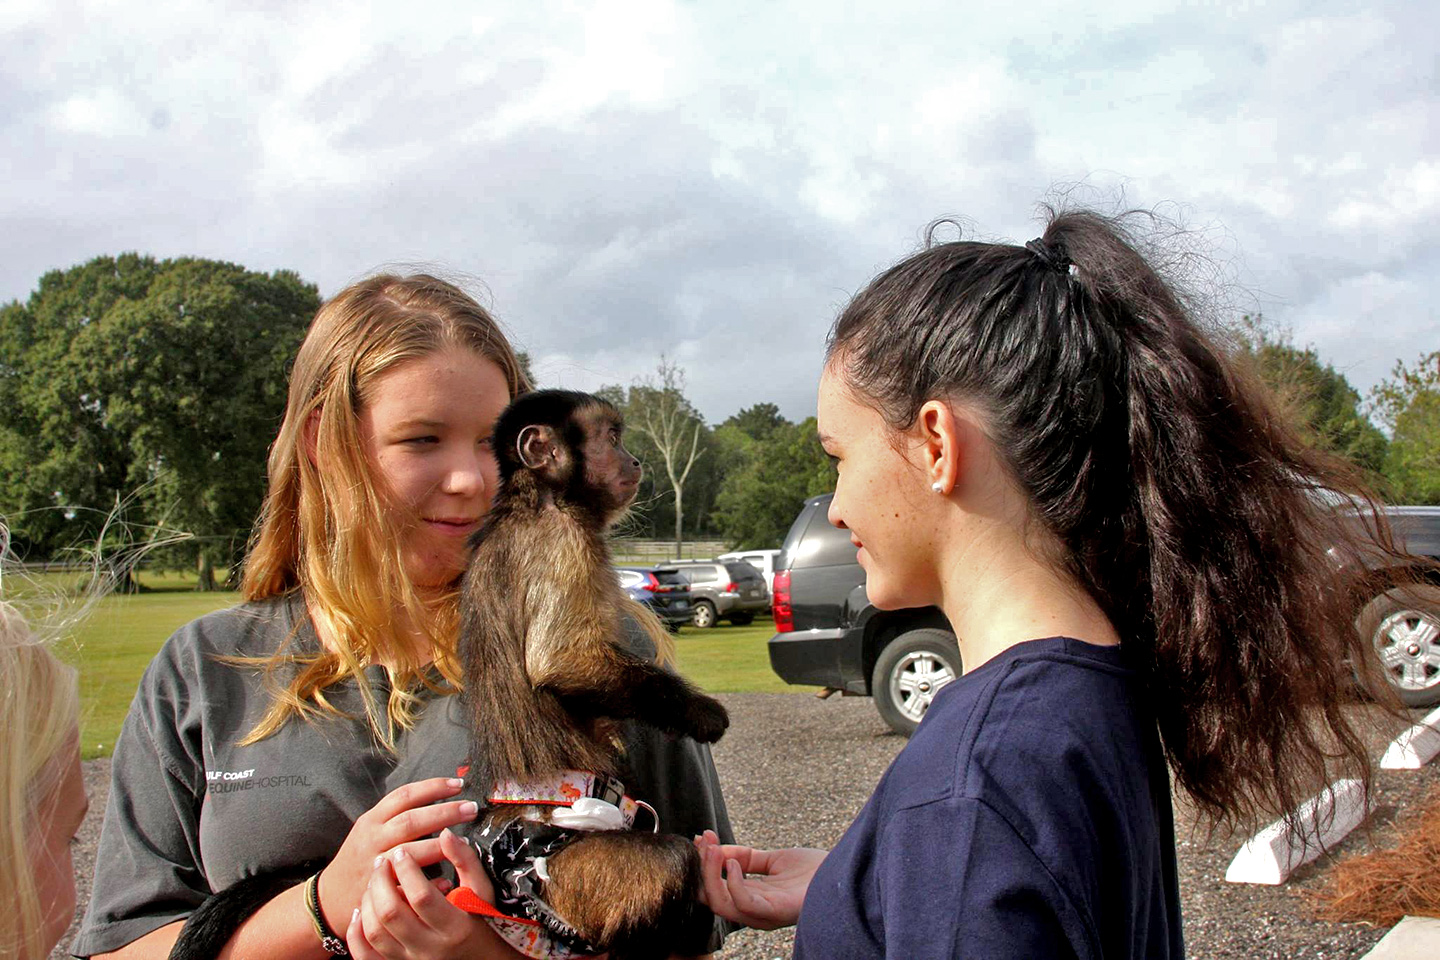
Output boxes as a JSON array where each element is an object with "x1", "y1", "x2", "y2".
[{"x1": 459, "y1": 390, "x2": 729, "y2": 960}]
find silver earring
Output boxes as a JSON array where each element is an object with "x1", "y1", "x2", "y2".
[{"x1": 931, "y1": 481, "x2": 944, "y2": 494}]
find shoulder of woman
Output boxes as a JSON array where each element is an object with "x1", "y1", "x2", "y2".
[{"x1": 149, "y1": 593, "x2": 308, "y2": 676}]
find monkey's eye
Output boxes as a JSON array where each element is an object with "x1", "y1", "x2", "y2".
[{"x1": 608, "y1": 429, "x2": 620, "y2": 447}]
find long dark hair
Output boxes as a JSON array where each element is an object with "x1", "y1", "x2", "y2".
[{"x1": 828, "y1": 208, "x2": 1400, "y2": 830}]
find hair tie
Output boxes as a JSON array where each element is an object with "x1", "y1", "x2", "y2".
[{"x1": 1025, "y1": 238, "x2": 1076, "y2": 278}]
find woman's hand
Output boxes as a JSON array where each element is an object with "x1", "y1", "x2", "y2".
[
  {"x1": 346, "y1": 826, "x2": 529, "y2": 960},
  {"x1": 693, "y1": 830, "x2": 826, "y2": 931},
  {"x1": 318, "y1": 778, "x2": 479, "y2": 936}
]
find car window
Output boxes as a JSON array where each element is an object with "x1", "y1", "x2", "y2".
[
  {"x1": 684, "y1": 565, "x2": 722, "y2": 584},
  {"x1": 791, "y1": 500, "x2": 859, "y2": 569},
  {"x1": 725, "y1": 562, "x2": 763, "y2": 582},
  {"x1": 651, "y1": 568, "x2": 690, "y2": 588}
]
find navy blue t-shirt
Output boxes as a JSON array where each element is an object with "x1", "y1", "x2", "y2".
[{"x1": 794, "y1": 637, "x2": 1182, "y2": 959}]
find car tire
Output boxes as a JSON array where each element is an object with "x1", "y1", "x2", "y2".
[
  {"x1": 1356, "y1": 585, "x2": 1440, "y2": 708},
  {"x1": 871, "y1": 628, "x2": 961, "y2": 737},
  {"x1": 692, "y1": 600, "x2": 717, "y2": 629},
  {"x1": 729, "y1": 612, "x2": 754, "y2": 626}
]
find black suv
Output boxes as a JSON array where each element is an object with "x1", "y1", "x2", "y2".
[{"x1": 767, "y1": 494, "x2": 958, "y2": 735}]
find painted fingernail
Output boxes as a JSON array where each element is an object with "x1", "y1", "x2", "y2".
[
  {"x1": 373, "y1": 855, "x2": 385, "y2": 869},
  {"x1": 447, "y1": 777, "x2": 464, "y2": 788},
  {"x1": 393, "y1": 847, "x2": 410, "y2": 862},
  {"x1": 350, "y1": 907, "x2": 359, "y2": 927},
  {"x1": 441, "y1": 827, "x2": 455, "y2": 839},
  {"x1": 460, "y1": 800, "x2": 479, "y2": 817}
]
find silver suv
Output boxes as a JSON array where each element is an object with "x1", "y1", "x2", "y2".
[{"x1": 657, "y1": 560, "x2": 770, "y2": 628}]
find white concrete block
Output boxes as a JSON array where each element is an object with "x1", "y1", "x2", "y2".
[
  {"x1": 1380, "y1": 705, "x2": 1440, "y2": 770},
  {"x1": 1224, "y1": 778, "x2": 1369, "y2": 885},
  {"x1": 1359, "y1": 915, "x2": 1440, "y2": 960}
]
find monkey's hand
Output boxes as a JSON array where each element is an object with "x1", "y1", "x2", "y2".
[{"x1": 682, "y1": 693, "x2": 729, "y2": 744}]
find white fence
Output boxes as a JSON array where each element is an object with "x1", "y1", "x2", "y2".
[{"x1": 609, "y1": 539, "x2": 730, "y2": 565}]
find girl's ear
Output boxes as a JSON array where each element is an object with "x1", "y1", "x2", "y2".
[
  {"x1": 303, "y1": 409, "x2": 320, "y2": 466},
  {"x1": 916, "y1": 399, "x2": 962, "y2": 495}
]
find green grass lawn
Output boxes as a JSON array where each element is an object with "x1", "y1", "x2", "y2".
[
  {"x1": 38, "y1": 577, "x2": 805, "y2": 760},
  {"x1": 669, "y1": 619, "x2": 803, "y2": 694}
]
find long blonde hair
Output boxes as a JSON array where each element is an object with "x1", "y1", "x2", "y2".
[
  {"x1": 239, "y1": 274, "x2": 530, "y2": 749},
  {"x1": 0, "y1": 601, "x2": 79, "y2": 960}
]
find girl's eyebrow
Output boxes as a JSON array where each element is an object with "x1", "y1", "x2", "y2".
[{"x1": 393, "y1": 418, "x2": 446, "y2": 430}]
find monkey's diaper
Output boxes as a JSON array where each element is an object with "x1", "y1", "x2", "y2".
[
  {"x1": 548, "y1": 797, "x2": 626, "y2": 831},
  {"x1": 449, "y1": 772, "x2": 654, "y2": 958}
]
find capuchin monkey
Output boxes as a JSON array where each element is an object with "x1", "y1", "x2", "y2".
[
  {"x1": 169, "y1": 391, "x2": 728, "y2": 960},
  {"x1": 456, "y1": 389, "x2": 729, "y2": 960}
]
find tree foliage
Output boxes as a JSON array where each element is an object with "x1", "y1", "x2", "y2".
[
  {"x1": 712, "y1": 415, "x2": 833, "y2": 549},
  {"x1": 1371, "y1": 351, "x2": 1440, "y2": 504},
  {"x1": 1233, "y1": 315, "x2": 1387, "y2": 475},
  {"x1": 0, "y1": 255, "x2": 319, "y2": 584}
]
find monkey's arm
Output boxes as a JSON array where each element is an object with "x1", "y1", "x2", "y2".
[{"x1": 534, "y1": 643, "x2": 729, "y2": 744}]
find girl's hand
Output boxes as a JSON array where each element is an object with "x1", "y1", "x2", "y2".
[
  {"x1": 346, "y1": 827, "x2": 529, "y2": 960},
  {"x1": 318, "y1": 778, "x2": 479, "y2": 936},
  {"x1": 693, "y1": 830, "x2": 826, "y2": 931}
]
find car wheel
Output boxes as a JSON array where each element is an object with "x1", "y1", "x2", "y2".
[
  {"x1": 1357, "y1": 585, "x2": 1440, "y2": 708},
  {"x1": 871, "y1": 628, "x2": 961, "y2": 737},
  {"x1": 729, "y1": 612, "x2": 754, "y2": 626},
  {"x1": 692, "y1": 600, "x2": 717, "y2": 629}
]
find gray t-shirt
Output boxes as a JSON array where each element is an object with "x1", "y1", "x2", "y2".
[{"x1": 72, "y1": 595, "x2": 734, "y2": 956}]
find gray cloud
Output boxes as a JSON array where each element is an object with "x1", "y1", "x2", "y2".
[{"x1": 2, "y1": 0, "x2": 1437, "y2": 424}]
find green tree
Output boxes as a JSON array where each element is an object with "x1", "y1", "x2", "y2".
[
  {"x1": 712, "y1": 416, "x2": 834, "y2": 548},
  {"x1": 0, "y1": 254, "x2": 161, "y2": 555},
  {"x1": 0, "y1": 255, "x2": 320, "y2": 585},
  {"x1": 515, "y1": 350, "x2": 537, "y2": 388},
  {"x1": 1234, "y1": 315, "x2": 1387, "y2": 474},
  {"x1": 722, "y1": 403, "x2": 786, "y2": 443},
  {"x1": 1371, "y1": 351, "x2": 1440, "y2": 504}
]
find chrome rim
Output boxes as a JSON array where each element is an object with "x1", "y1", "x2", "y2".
[
  {"x1": 1373, "y1": 608, "x2": 1440, "y2": 693},
  {"x1": 888, "y1": 651, "x2": 957, "y2": 723},
  {"x1": 693, "y1": 603, "x2": 715, "y2": 628}
]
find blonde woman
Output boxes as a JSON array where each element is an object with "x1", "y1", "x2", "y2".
[
  {"x1": 73, "y1": 275, "x2": 733, "y2": 959},
  {"x1": 0, "y1": 599, "x2": 85, "y2": 960}
]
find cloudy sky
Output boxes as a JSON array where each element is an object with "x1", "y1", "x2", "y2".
[{"x1": 2, "y1": 0, "x2": 1434, "y2": 424}]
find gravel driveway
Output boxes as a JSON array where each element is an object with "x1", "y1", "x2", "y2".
[{"x1": 56, "y1": 693, "x2": 1439, "y2": 959}]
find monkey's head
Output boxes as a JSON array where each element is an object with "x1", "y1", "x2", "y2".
[{"x1": 494, "y1": 390, "x2": 642, "y2": 522}]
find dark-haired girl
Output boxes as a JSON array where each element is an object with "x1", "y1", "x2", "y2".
[{"x1": 695, "y1": 210, "x2": 1393, "y2": 958}]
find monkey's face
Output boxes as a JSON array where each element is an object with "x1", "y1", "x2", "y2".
[{"x1": 580, "y1": 411, "x2": 642, "y2": 518}]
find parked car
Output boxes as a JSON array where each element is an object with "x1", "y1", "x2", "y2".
[
  {"x1": 615, "y1": 566, "x2": 693, "y2": 632},
  {"x1": 1345, "y1": 505, "x2": 1440, "y2": 707},
  {"x1": 717, "y1": 549, "x2": 783, "y2": 593},
  {"x1": 656, "y1": 560, "x2": 770, "y2": 629},
  {"x1": 767, "y1": 494, "x2": 957, "y2": 736}
]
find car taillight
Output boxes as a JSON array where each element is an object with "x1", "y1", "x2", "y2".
[
  {"x1": 725, "y1": 582, "x2": 737, "y2": 592},
  {"x1": 642, "y1": 573, "x2": 658, "y2": 592},
  {"x1": 773, "y1": 570, "x2": 793, "y2": 632}
]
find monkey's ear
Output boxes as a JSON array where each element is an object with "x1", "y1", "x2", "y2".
[{"x1": 517, "y1": 424, "x2": 560, "y2": 470}]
